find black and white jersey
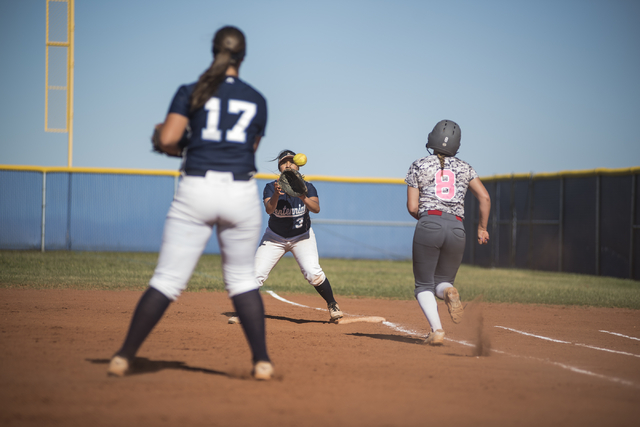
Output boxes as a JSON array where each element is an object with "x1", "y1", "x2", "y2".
[{"x1": 405, "y1": 155, "x2": 478, "y2": 218}]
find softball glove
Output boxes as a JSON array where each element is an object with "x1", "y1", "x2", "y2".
[
  {"x1": 279, "y1": 169, "x2": 308, "y2": 198},
  {"x1": 151, "y1": 126, "x2": 188, "y2": 158}
]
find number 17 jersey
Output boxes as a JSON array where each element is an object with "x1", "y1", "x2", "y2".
[
  {"x1": 405, "y1": 155, "x2": 478, "y2": 219},
  {"x1": 168, "y1": 76, "x2": 268, "y2": 175}
]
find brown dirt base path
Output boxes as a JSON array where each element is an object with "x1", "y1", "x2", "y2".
[{"x1": 1, "y1": 289, "x2": 639, "y2": 427}]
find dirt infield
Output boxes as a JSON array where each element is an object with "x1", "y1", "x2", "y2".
[{"x1": 1, "y1": 289, "x2": 639, "y2": 427}]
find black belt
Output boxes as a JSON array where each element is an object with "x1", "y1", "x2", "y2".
[{"x1": 184, "y1": 169, "x2": 253, "y2": 181}]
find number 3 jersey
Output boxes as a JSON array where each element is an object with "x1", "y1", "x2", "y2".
[
  {"x1": 405, "y1": 155, "x2": 478, "y2": 219},
  {"x1": 263, "y1": 180, "x2": 319, "y2": 238},
  {"x1": 168, "y1": 76, "x2": 267, "y2": 175}
]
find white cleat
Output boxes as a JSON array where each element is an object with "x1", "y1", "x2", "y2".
[
  {"x1": 107, "y1": 356, "x2": 129, "y2": 377},
  {"x1": 252, "y1": 361, "x2": 274, "y2": 380},
  {"x1": 328, "y1": 302, "x2": 343, "y2": 322},
  {"x1": 444, "y1": 287, "x2": 464, "y2": 324},
  {"x1": 425, "y1": 329, "x2": 445, "y2": 346}
]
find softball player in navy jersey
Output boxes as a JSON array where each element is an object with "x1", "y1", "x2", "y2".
[
  {"x1": 108, "y1": 26, "x2": 274, "y2": 380},
  {"x1": 255, "y1": 150, "x2": 343, "y2": 321},
  {"x1": 406, "y1": 120, "x2": 491, "y2": 345}
]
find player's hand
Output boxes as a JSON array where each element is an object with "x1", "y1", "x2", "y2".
[
  {"x1": 274, "y1": 180, "x2": 284, "y2": 195},
  {"x1": 478, "y1": 229, "x2": 490, "y2": 245}
]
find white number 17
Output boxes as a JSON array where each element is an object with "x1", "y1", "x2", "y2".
[{"x1": 202, "y1": 98, "x2": 257, "y2": 143}]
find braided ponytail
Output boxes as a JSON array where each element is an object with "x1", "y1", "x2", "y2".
[
  {"x1": 437, "y1": 153, "x2": 446, "y2": 178},
  {"x1": 190, "y1": 27, "x2": 246, "y2": 112}
]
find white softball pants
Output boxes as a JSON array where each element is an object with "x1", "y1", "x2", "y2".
[
  {"x1": 150, "y1": 171, "x2": 262, "y2": 300},
  {"x1": 254, "y1": 227, "x2": 326, "y2": 287}
]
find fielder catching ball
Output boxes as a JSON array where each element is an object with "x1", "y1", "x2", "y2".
[
  {"x1": 406, "y1": 120, "x2": 491, "y2": 345},
  {"x1": 255, "y1": 149, "x2": 343, "y2": 322},
  {"x1": 109, "y1": 26, "x2": 273, "y2": 380}
]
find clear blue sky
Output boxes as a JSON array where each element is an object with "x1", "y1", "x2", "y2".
[{"x1": 1, "y1": 0, "x2": 639, "y2": 179}]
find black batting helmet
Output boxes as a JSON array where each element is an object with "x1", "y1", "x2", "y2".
[{"x1": 426, "y1": 120, "x2": 461, "y2": 156}]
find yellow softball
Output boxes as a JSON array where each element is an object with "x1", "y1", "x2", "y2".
[{"x1": 293, "y1": 153, "x2": 307, "y2": 166}]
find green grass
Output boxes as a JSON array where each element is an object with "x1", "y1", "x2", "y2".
[{"x1": 1, "y1": 250, "x2": 639, "y2": 309}]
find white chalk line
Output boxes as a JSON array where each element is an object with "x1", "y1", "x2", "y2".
[
  {"x1": 494, "y1": 326, "x2": 571, "y2": 343},
  {"x1": 546, "y1": 361, "x2": 637, "y2": 388},
  {"x1": 495, "y1": 326, "x2": 640, "y2": 359},
  {"x1": 266, "y1": 290, "x2": 326, "y2": 312},
  {"x1": 600, "y1": 330, "x2": 640, "y2": 341},
  {"x1": 264, "y1": 291, "x2": 640, "y2": 389},
  {"x1": 266, "y1": 290, "x2": 389, "y2": 320},
  {"x1": 382, "y1": 321, "x2": 423, "y2": 338},
  {"x1": 574, "y1": 343, "x2": 640, "y2": 358}
]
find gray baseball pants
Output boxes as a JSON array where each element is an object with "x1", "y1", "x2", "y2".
[{"x1": 412, "y1": 212, "x2": 466, "y2": 297}]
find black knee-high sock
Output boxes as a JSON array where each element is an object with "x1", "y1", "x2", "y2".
[
  {"x1": 314, "y1": 278, "x2": 336, "y2": 304},
  {"x1": 116, "y1": 287, "x2": 172, "y2": 361},
  {"x1": 232, "y1": 289, "x2": 270, "y2": 364}
]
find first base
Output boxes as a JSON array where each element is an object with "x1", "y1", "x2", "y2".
[{"x1": 336, "y1": 316, "x2": 386, "y2": 325}]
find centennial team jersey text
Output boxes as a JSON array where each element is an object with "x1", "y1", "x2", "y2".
[
  {"x1": 405, "y1": 155, "x2": 478, "y2": 218},
  {"x1": 264, "y1": 181, "x2": 318, "y2": 238},
  {"x1": 169, "y1": 76, "x2": 267, "y2": 175}
]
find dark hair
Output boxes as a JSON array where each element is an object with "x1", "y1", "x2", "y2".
[
  {"x1": 437, "y1": 153, "x2": 447, "y2": 177},
  {"x1": 272, "y1": 149, "x2": 296, "y2": 162},
  {"x1": 272, "y1": 149, "x2": 295, "y2": 172},
  {"x1": 190, "y1": 26, "x2": 246, "y2": 111}
]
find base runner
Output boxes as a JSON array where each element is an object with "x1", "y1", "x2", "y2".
[{"x1": 406, "y1": 120, "x2": 491, "y2": 345}]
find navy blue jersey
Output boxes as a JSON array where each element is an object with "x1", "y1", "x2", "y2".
[
  {"x1": 264, "y1": 180, "x2": 318, "y2": 238},
  {"x1": 169, "y1": 76, "x2": 267, "y2": 175}
]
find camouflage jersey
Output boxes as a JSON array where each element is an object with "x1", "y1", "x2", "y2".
[{"x1": 405, "y1": 155, "x2": 478, "y2": 219}]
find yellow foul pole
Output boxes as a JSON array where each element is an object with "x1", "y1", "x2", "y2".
[
  {"x1": 67, "y1": 0, "x2": 74, "y2": 167},
  {"x1": 45, "y1": 0, "x2": 74, "y2": 167}
]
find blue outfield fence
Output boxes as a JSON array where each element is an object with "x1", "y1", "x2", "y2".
[
  {"x1": 0, "y1": 170, "x2": 44, "y2": 249},
  {"x1": 0, "y1": 167, "x2": 416, "y2": 260},
  {"x1": 1, "y1": 166, "x2": 639, "y2": 280}
]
